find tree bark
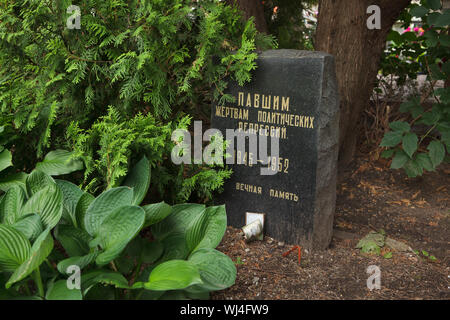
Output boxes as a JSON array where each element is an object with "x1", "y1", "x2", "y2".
[
  {"x1": 226, "y1": 0, "x2": 268, "y2": 33},
  {"x1": 315, "y1": 0, "x2": 411, "y2": 167}
]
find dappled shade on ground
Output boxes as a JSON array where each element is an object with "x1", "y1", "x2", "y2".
[{"x1": 212, "y1": 154, "x2": 449, "y2": 300}]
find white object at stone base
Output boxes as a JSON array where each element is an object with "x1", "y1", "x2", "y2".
[{"x1": 243, "y1": 213, "x2": 265, "y2": 242}]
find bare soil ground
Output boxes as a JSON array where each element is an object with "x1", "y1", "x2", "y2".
[{"x1": 212, "y1": 155, "x2": 449, "y2": 300}]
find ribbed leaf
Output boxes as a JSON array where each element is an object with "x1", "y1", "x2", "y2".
[
  {"x1": 186, "y1": 209, "x2": 209, "y2": 253},
  {"x1": 123, "y1": 156, "x2": 151, "y2": 206},
  {"x1": 6, "y1": 228, "x2": 53, "y2": 288},
  {"x1": 0, "y1": 149, "x2": 12, "y2": 172},
  {"x1": 81, "y1": 270, "x2": 130, "y2": 295},
  {"x1": 157, "y1": 233, "x2": 189, "y2": 263},
  {"x1": 142, "y1": 201, "x2": 172, "y2": 227},
  {"x1": 56, "y1": 180, "x2": 83, "y2": 227},
  {"x1": 0, "y1": 194, "x2": 3, "y2": 222},
  {"x1": 151, "y1": 203, "x2": 205, "y2": 240},
  {"x1": 0, "y1": 185, "x2": 25, "y2": 225},
  {"x1": 57, "y1": 252, "x2": 98, "y2": 275},
  {"x1": 84, "y1": 285, "x2": 116, "y2": 300},
  {"x1": 11, "y1": 214, "x2": 43, "y2": 241},
  {"x1": 187, "y1": 248, "x2": 236, "y2": 292},
  {"x1": 144, "y1": 260, "x2": 202, "y2": 291},
  {"x1": 0, "y1": 172, "x2": 28, "y2": 193},
  {"x1": 26, "y1": 170, "x2": 55, "y2": 196},
  {"x1": 84, "y1": 187, "x2": 133, "y2": 236},
  {"x1": 46, "y1": 280, "x2": 82, "y2": 300},
  {"x1": 21, "y1": 184, "x2": 63, "y2": 229},
  {"x1": 35, "y1": 150, "x2": 83, "y2": 176},
  {"x1": 188, "y1": 205, "x2": 227, "y2": 253},
  {"x1": 55, "y1": 224, "x2": 91, "y2": 257},
  {"x1": 93, "y1": 205, "x2": 145, "y2": 266},
  {"x1": 0, "y1": 224, "x2": 31, "y2": 272},
  {"x1": 75, "y1": 192, "x2": 94, "y2": 230}
]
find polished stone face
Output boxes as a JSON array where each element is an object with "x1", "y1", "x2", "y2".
[{"x1": 211, "y1": 49, "x2": 340, "y2": 249}]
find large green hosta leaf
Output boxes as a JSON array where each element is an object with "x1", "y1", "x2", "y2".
[
  {"x1": 186, "y1": 205, "x2": 227, "y2": 253},
  {"x1": 35, "y1": 150, "x2": 83, "y2": 176},
  {"x1": 0, "y1": 224, "x2": 31, "y2": 272},
  {"x1": 122, "y1": 156, "x2": 151, "y2": 206},
  {"x1": 92, "y1": 205, "x2": 145, "y2": 266},
  {"x1": 21, "y1": 184, "x2": 63, "y2": 229},
  {"x1": 151, "y1": 203, "x2": 205, "y2": 240},
  {"x1": 57, "y1": 252, "x2": 98, "y2": 275},
  {"x1": 26, "y1": 170, "x2": 55, "y2": 196},
  {"x1": 55, "y1": 224, "x2": 91, "y2": 257},
  {"x1": 56, "y1": 180, "x2": 83, "y2": 227},
  {"x1": 157, "y1": 232, "x2": 190, "y2": 263},
  {"x1": 0, "y1": 194, "x2": 3, "y2": 222},
  {"x1": 45, "y1": 279, "x2": 82, "y2": 300},
  {"x1": 84, "y1": 187, "x2": 133, "y2": 236},
  {"x1": 0, "y1": 172, "x2": 28, "y2": 192},
  {"x1": 142, "y1": 201, "x2": 172, "y2": 227},
  {"x1": 142, "y1": 260, "x2": 202, "y2": 291},
  {"x1": 119, "y1": 236, "x2": 164, "y2": 264},
  {"x1": 6, "y1": 228, "x2": 53, "y2": 288},
  {"x1": 75, "y1": 192, "x2": 94, "y2": 230},
  {"x1": 187, "y1": 248, "x2": 236, "y2": 292},
  {"x1": 186, "y1": 209, "x2": 209, "y2": 253},
  {"x1": 81, "y1": 270, "x2": 130, "y2": 295},
  {"x1": 0, "y1": 185, "x2": 25, "y2": 225},
  {"x1": 0, "y1": 149, "x2": 12, "y2": 172},
  {"x1": 11, "y1": 214, "x2": 43, "y2": 241}
]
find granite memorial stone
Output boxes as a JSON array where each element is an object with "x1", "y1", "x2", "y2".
[{"x1": 211, "y1": 49, "x2": 340, "y2": 250}]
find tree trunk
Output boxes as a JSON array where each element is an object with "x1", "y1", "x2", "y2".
[
  {"x1": 315, "y1": 0, "x2": 411, "y2": 167},
  {"x1": 226, "y1": 0, "x2": 268, "y2": 33}
]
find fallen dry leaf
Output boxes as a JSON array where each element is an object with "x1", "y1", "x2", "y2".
[
  {"x1": 411, "y1": 191, "x2": 421, "y2": 199},
  {"x1": 336, "y1": 221, "x2": 354, "y2": 230},
  {"x1": 387, "y1": 200, "x2": 402, "y2": 205},
  {"x1": 352, "y1": 163, "x2": 371, "y2": 178},
  {"x1": 415, "y1": 200, "x2": 428, "y2": 207},
  {"x1": 401, "y1": 199, "x2": 411, "y2": 206}
]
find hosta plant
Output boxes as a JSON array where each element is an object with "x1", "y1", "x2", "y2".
[
  {"x1": 0, "y1": 156, "x2": 236, "y2": 300},
  {"x1": 0, "y1": 149, "x2": 83, "y2": 193}
]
